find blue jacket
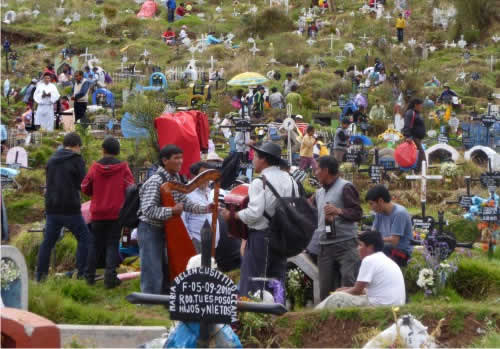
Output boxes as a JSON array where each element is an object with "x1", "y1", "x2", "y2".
[{"x1": 166, "y1": 0, "x2": 176, "y2": 9}]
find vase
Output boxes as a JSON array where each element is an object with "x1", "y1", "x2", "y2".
[{"x1": 1, "y1": 277, "x2": 22, "y2": 309}]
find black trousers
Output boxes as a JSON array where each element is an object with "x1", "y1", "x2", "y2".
[
  {"x1": 87, "y1": 220, "x2": 121, "y2": 284},
  {"x1": 74, "y1": 102, "x2": 87, "y2": 123},
  {"x1": 239, "y1": 229, "x2": 286, "y2": 298}
]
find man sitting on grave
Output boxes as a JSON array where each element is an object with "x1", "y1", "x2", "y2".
[
  {"x1": 365, "y1": 185, "x2": 413, "y2": 267},
  {"x1": 162, "y1": 27, "x2": 176, "y2": 45},
  {"x1": 137, "y1": 145, "x2": 213, "y2": 295},
  {"x1": 317, "y1": 230, "x2": 405, "y2": 308}
]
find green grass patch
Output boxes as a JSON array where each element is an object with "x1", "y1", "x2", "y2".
[{"x1": 29, "y1": 277, "x2": 170, "y2": 326}]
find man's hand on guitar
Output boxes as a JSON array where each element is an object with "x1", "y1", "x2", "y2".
[{"x1": 172, "y1": 203, "x2": 184, "y2": 215}]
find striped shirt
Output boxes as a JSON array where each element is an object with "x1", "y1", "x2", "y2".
[{"x1": 139, "y1": 166, "x2": 210, "y2": 227}]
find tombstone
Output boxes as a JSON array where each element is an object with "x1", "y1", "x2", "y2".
[
  {"x1": 72, "y1": 12, "x2": 81, "y2": 22},
  {"x1": 458, "y1": 35, "x2": 467, "y2": 49},
  {"x1": 465, "y1": 146, "x2": 500, "y2": 171},
  {"x1": 344, "y1": 43, "x2": 355, "y2": 56},
  {"x1": 100, "y1": 16, "x2": 108, "y2": 32},
  {"x1": 55, "y1": 7, "x2": 65, "y2": 17},
  {"x1": 3, "y1": 10, "x2": 16, "y2": 23},
  {"x1": 6, "y1": 147, "x2": 28, "y2": 168},
  {"x1": 1, "y1": 245, "x2": 29, "y2": 310},
  {"x1": 425, "y1": 144, "x2": 460, "y2": 164},
  {"x1": 287, "y1": 253, "x2": 320, "y2": 305}
]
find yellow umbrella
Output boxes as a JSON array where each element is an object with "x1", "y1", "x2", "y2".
[{"x1": 227, "y1": 72, "x2": 268, "y2": 86}]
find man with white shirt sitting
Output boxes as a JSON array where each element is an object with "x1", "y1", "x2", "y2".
[{"x1": 316, "y1": 230, "x2": 406, "y2": 309}]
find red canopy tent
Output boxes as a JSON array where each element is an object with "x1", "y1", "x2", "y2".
[{"x1": 155, "y1": 110, "x2": 209, "y2": 177}]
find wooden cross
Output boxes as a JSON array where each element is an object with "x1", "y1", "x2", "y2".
[{"x1": 406, "y1": 161, "x2": 442, "y2": 214}]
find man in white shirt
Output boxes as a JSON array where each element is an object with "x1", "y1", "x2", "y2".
[
  {"x1": 221, "y1": 142, "x2": 297, "y2": 298},
  {"x1": 182, "y1": 162, "x2": 220, "y2": 252},
  {"x1": 34, "y1": 73, "x2": 60, "y2": 131},
  {"x1": 316, "y1": 230, "x2": 405, "y2": 308}
]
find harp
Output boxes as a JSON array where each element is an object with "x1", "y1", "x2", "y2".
[{"x1": 160, "y1": 169, "x2": 220, "y2": 281}]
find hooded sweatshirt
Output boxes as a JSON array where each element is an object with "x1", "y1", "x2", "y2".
[
  {"x1": 45, "y1": 148, "x2": 86, "y2": 215},
  {"x1": 81, "y1": 157, "x2": 135, "y2": 221}
]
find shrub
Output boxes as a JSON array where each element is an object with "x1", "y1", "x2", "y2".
[
  {"x1": 29, "y1": 145, "x2": 54, "y2": 168},
  {"x1": 465, "y1": 81, "x2": 493, "y2": 98},
  {"x1": 103, "y1": 5, "x2": 118, "y2": 19},
  {"x1": 448, "y1": 258, "x2": 500, "y2": 299},
  {"x1": 14, "y1": 230, "x2": 77, "y2": 273},
  {"x1": 448, "y1": 219, "x2": 481, "y2": 242},
  {"x1": 15, "y1": 169, "x2": 45, "y2": 193},
  {"x1": 241, "y1": 8, "x2": 294, "y2": 39}
]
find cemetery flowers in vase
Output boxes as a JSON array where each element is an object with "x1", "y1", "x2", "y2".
[
  {"x1": 1, "y1": 258, "x2": 21, "y2": 290},
  {"x1": 286, "y1": 268, "x2": 312, "y2": 309},
  {"x1": 415, "y1": 234, "x2": 458, "y2": 296},
  {"x1": 439, "y1": 162, "x2": 459, "y2": 178}
]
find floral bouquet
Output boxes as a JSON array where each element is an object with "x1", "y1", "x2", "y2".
[
  {"x1": 1, "y1": 259, "x2": 21, "y2": 290},
  {"x1": 286, "y1": 268, "x2": 312, "y2": 309}
]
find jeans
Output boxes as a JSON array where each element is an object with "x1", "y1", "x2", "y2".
[
  {"x1": 36, "y1": 214, "x2": 89, "y2": 281},
  {"x1": 318, "y1": 239, "x2": 360, "y2": 301},
  {"x1": 86, "y1": 220, "x2": 121, "y2": 285},
  {"x1": 397, "y1": 28, "x2": 404, "y2": 42},
  {"x1": 167, "y1": 8, "x2": 175, "y2": 22},
  {"x1": 137, "y1": 221, "x2": 168, "y2": 294}
]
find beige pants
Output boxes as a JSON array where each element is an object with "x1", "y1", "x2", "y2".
[
  {"x1": 333, "y1": 149, "x2": 346, "y2": 163},
  {"x1": 315, "y1": 291, "x2": 369, "y2": 309}
]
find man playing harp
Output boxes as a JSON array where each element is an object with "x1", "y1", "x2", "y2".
[{"x1": 137, "y1": 145, "x2": 213, "y2": 295}]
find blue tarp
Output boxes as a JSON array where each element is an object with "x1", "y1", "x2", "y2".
[
  {"x1": 92, "y1": 88, "x2": 115, "y2": 108},
  {"x1": 121, "y1": 112, "x2": 149, "y2": 139}
]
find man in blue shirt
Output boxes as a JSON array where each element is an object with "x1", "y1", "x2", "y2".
[
  {"x1": 166, "y1": 0, "x2": 176, "y2": 22},
  {"x1": 365, "y1": 185, "x2": 413, "y2": 267}
]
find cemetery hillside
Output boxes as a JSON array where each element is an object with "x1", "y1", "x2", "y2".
[{"x1": 1, "y1": 0, "x2": 500, "y2": 347}]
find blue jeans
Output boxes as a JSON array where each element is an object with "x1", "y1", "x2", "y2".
[
  {"x1": 137, "y1": 221, "x2": 168, "y2": 294},
  {"x1": 36, "y1": 214, "x2": 89, "y2": 281},
  {"x1": 167, "y1": 8, "x2": 175, "y2": 22}
]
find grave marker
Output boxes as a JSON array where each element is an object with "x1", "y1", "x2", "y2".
[{"x1": 406, "y1": 161, "x2": 442, "y2": 217}]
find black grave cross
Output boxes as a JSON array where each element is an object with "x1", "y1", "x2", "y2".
[{"x1": 446, "y1": 176, "x2": 474, "y2": 210}]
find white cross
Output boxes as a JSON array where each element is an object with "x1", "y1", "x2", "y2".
[
  {"x1": 487, "y1": 56, "x2": 496, "y2": 72},
  {"x1": 458, "y1": 35, "x2": 467, "y2": 49},
  {"x1": 492, "y1": 35, "x2": 500, "y2": 43},
  {"x1": 89, "y1": 11, "x2": 96, "y2": 19},
  {"x1": 32, "y1": 9, "x2": 40, "y2": 17},
  {"x1": 406, "y1": 161, "x2": 442, "y2": 203},
  {"x1": 306, "y1": 37, "x2": 316, "y2": 47},
  {"x1": 449, "y1": 40, "x2": 456, "y2": 48},
  {"x1": 359, "y1": 33, "x2": 369, "y2": 43},
  {"x1": 408, "y1": 38, "x2": 417, "y2": 48},
  {"x1": 63, "y1": 16, "x2": 72, "y2": 25},
  {"x1": 209, "y1": 55, "x2": 216, "y2": 70},
  {"x1": 443, "y1": 40, "x2": 449, "y2": 49},
  {"x1": 80, "y1": 47, "x2": 93, "y2": 62}
]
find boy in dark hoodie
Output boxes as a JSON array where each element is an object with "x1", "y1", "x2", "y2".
[
  {"x1": 81, "y1": 136, "x2": 134, "y2": 288},
  {"x1": 36, "y1": 132, "x2": 89, "y2": 282}
]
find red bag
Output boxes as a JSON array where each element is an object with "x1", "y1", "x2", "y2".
[{"x1": 395, "y1": 140, "x2": 418, "y2": 168}]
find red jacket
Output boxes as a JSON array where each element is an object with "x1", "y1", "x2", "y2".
[{"x1": 81, "y1": 159, "x2": 134, "y2": 221}]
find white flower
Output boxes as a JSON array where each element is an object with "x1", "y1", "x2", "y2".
[
  {"x1": 1, "y1": 259, "x2": 21, "y2": 289},
  {"x1": 417, "y1": 268, "x2": 435, "y2": 289}
]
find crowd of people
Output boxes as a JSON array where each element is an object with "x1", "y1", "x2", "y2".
[{"x1": 33, "y1": 122, "x2": 415, "y2": 309}]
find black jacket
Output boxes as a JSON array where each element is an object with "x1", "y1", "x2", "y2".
[
  {"x1": 402, "y1": 109, "x2": 426, "y2": 140},
  {"x1": 45, "y1": 148, "x2": 86, "y2": 215}
]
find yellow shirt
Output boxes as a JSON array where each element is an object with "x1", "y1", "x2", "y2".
[
  {"x1": 318, "y1": 141, "x2": 330, "y2": 156},
  {"x1": 300, "y1": 134, "x2": 316, "y2": 157},
  {"x1": 396, "y1": 18, "x2": 406, "y2": 29}
]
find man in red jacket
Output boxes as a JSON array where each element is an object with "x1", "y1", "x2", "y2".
[{"x1": 81, "y1": 136, "x2": 134, "y2": 288}]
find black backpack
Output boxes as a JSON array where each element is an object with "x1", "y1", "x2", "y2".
[
  {"x1": 261, "y1": 175, "x2": 317, "y2": 258},
  {"x1": 118, "y1": 172, "x2": 168, "y2": 229}
]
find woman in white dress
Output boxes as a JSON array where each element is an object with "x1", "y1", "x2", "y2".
[{"x1": 34, "y1": 73, "x2": 60, "y2": 132}]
